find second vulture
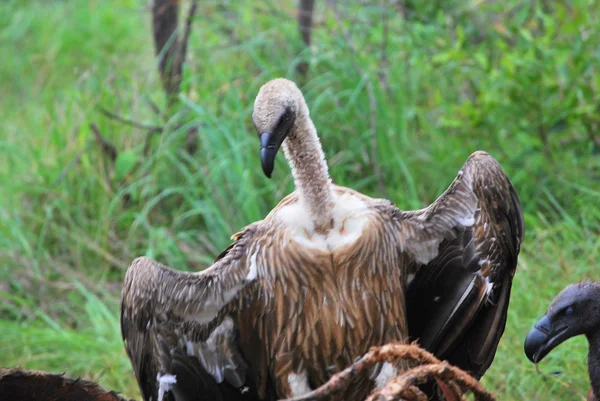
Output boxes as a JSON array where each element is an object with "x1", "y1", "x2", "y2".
[
  {"x1": 121, "y1": 78, "x2": 524, "y2": 401},
  {"x1": 525, "y1": 280, "x2": 600, "y2": 401}
]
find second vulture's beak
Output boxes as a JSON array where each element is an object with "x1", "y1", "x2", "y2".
[{"x1": 524, "y1": 314, "x2": 570, "y2": 363}]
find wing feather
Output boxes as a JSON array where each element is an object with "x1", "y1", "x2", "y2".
[
  {"x1": 120, "y1": 224, "x2": 266, "y2": 401},
  {"x1": 396, "y1": 151, "x2": 524, "y2": 381}
]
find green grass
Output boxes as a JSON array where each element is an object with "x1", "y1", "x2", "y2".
[{"x1": 1, "y1": 0, "x2": 599, "y2": 400}]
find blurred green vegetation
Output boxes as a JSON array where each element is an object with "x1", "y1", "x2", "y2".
[{"x1": 0, "y1": 0, "x2": 598, "y2": 399}]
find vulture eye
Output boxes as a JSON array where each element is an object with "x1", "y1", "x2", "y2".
[{"x1": 564, "y1": 306, "x2": 574, "y2": 316}]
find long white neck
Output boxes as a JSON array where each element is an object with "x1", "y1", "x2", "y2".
[{"x1": 281, "y1": 108, "x2": 335, "y2": 232}]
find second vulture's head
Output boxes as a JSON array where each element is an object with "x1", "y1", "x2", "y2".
[
  {"x1": 252, "y1": 78, "x2": 305, "y2": 178},
  {"x1": 524, "y1": 281, "x2": 600, "y2": 364}
]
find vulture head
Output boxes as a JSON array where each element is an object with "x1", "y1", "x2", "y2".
[
  {"x1": 525, "y1": 280, "x2": 600, "y2": 363},
  {"x1": 252, "y1": 78, "x2": 305, "y2": 178}
]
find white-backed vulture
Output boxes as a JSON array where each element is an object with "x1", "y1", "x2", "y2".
[{"x1": 120, "y1": 78, "x2": 524, "y2": 401}]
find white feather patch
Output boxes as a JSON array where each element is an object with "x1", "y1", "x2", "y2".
[
  {"x1": 288, "y1": 371, "x2": 312, "y2": 397},
  {"x1": 485, "y1": 278, "x2": 494, "y2": 295},
  {"x1": 276, "y1": 201, "x2": 328, "y2": 252},
  {"x1": 457, "y1": 214, "x2": 475, "y2": 227},
  {"x1": 247, "y1": 248, "x2": 259, "y2": 281},
  {"x1": 276, "y1": 200, "x2": 315, "y2": 233},
  {"x1": 156, "y1": 373, "x2": 177, "y2": 401},
  {"x1": 405, "y1": 238, "x2": 444, "y2": 265},
  {"x1": 375, "y1": 362, "x2": 397, "y2": 388},
  {"x1": 327, "y1": 192, "x2": 369, "y2": 249},
  {"x1": 275, "y1": 192, "x2": 369, "y2": 252}
]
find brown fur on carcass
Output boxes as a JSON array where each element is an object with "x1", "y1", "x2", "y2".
[{"x1": 0, "y1": 368, "x2": 133, "y2": 401}]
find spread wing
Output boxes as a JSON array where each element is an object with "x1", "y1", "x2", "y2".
[
  {"x1": 120, "y1": 224, "x2": 270, "y2": 401},
  {"x1": 395, "y1": 151, "x2": 524, "y2": 379}
]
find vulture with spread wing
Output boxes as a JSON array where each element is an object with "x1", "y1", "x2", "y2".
[{"x1": 120, "y1": 78, "x2": 524, "y2": 401}]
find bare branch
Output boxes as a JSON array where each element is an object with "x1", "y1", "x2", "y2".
[
  {"x1": 280, "y1": 344, "x2": 496, "y2": 401},
  {"x1": 177, "y1": 0, "x2": 198, "y2": 76},
  {"x1": 152, "y1": 0, "x2": 199, "y2": 104},
  {"x1": 143, "y1": 129, "x2": 162, "y2": 157},
  {"x1": 144, "y1": 95, "x2": 166, "y2": 119},
  {"x1": 97, "y1": 107, "x2": 165, "y2": 156},
  {"x1": 368, "y1": 362, "x2": 495, "y2": 401},
  {"x1": 296, "y1": 0, "x2": 316, "y2": 79},
  {"x1": 90, "y1": 123, "x2": 117, "y2": 162},
  {"x1": 99, "y1": 107, "x2": 163, "y2": 132},
  {"x1": 280, "y1": 344, "x2": 438, "y2": 401}
]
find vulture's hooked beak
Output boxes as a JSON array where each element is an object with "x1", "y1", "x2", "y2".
[
  {"x1": 258, "y1": 106, "x2": 296, "y2": 179},
  {"x1": 524, "y1": 314, "x2": 570, "y2": 364},
  {"x1": 260, "y1": 132, "x2": 278, "y2": 179}
]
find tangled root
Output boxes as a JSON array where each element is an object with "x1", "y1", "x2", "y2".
[{"x1": 281, "y1": 343, "x2": 496, "y2": 401}]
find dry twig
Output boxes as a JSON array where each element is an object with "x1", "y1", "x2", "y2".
[
  {"x1": 97, "y1": 106, "x2": 165, "y2": 156},
  {"x1": 368, "y1": 361, "x2": 495, "y2": 401},
  {"x1": 90, "y1": 123, "x2": 117, "y2": 162},
  {"x1": 144, "y1": 95, "x2": 166, "y2": 119},
  {"x1": 281, "y1": 343, "x2": 496, "y2": 401},
  {"x1": 99, "y1": 107, "x2": 163, "y2": 132}
]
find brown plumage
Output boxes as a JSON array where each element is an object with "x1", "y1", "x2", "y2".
[
  {"x1": 0, "y1": 368, "x2": 133, "y2": 401},
  {"x1": 120, "y1": 78, "x2": 524, "y2": 401}
]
